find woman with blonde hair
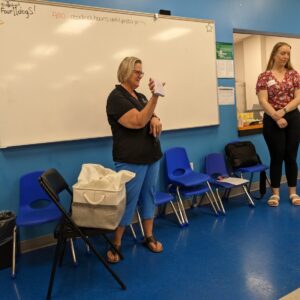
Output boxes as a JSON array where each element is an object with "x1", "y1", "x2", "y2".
[
  {"x1": 106, "y1": 57, "x2": 164, "y2": 263},
  {"x1": 256, "y1": 42, "x2": 300, "y2": 207}
]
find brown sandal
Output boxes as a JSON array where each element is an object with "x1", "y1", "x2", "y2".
[
  {"x1": 143, "y1": 235, "x2": 163, "y2": 253},
  {"x1": 107, "y1": 244, "x2": 122, "y2": 264}
]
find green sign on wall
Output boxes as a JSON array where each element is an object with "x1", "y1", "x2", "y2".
[{"x1": 216, "y1": 42, "x2": 233, "y2": 60}]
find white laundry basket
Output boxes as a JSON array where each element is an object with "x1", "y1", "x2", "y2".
[{"x1": 72, "y1": 164, "x2": 135, "y2": 229}]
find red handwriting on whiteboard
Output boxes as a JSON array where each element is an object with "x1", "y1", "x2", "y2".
[{"x1": 52, "y1": 11, "x2": 66, "y2": 19}]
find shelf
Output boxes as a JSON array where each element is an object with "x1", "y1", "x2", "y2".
[{"x1": 238, "y1": 124, "x2": 263, "y2": 136}]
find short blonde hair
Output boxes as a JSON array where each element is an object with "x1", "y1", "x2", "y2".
[
  {"x1": 117, "y1": 57, "x2": 142, "y2": 83},
  {"x1": 266, "y1": 42, "x2": 294, "y2": 71}
]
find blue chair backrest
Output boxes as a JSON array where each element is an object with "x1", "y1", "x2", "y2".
[
  {"x1": 205, "y1": 153, "x2": 229, "y2": 178},
  {"x1": 165, "y1": 147, "x2": 191, "y2": 180},
  {"x1": 20, "y1": 171, "x2": 55, "y2": 208}
]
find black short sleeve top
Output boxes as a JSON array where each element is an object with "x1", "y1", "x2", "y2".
[{"x1": 106, "y1": 85, "x2": 162, "y2": 164}]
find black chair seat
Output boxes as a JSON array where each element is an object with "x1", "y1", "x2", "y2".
[{"x1": 53, "y1": 221, "x2": 113, "y2": 239}]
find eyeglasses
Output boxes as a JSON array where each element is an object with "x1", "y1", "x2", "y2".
[{"x1": 133, "y1": 70, "x2": 144, "y2": 77}]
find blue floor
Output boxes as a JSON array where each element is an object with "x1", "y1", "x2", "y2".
[{"x1": 1, "y1": 184, "x2": 300, "y2": 300}]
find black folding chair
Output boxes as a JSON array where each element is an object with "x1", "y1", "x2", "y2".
[{"x1": 39, "y1": 168, "x2": 126, "y2": 300}]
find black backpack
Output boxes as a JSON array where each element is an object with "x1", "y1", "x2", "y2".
[
  {"x1": 225, "y1": 141, "x2": 259, "y2": 169},
  {"x1": 225, "y1": 141, "x2": 266, "y2": 199}
]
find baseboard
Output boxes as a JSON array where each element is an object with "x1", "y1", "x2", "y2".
[{"x1": 20, "y1": 234, "x2": 56, "y2": 253}]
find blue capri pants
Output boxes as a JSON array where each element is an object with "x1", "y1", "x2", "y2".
[{"x1": 115, "y1": 160, "x2": 160, "y2": 226}]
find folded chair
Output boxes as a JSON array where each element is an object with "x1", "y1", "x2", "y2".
[
  {"x1": 39, "y1": 168, "x2": 126, "y2": 300},
  {"x1": 205, "y1": 153, "x2": 255, "y2": 213},
  {"x1": 12, "y1": 171, "x2": 77, "y2": 279},
  {"x1": 165, "y1": 147, "x2": 220, "y2": 226}
]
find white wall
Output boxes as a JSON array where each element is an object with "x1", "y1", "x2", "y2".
[
  {"x1": 234, "y1": 34, "x2": 300, "y2": 112},
  {"x1": 243, "y1": 36, "x2": 264, "y2": 110},
  {"x1": 234, "y1": 41, "x2": 246, "y2": 112},
  {"x1": 265, "y1": 36, "x2": 300, "y2": 71}
]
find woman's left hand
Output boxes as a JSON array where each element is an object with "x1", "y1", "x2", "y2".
[
  {"x1": 149, "y1": 117, "x2": 162, "y2": 138},
  {"x1": 276, "y1": 118, "x2": 288, "y2": 128}
]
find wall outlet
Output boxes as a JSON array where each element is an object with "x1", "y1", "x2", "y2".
[{"x1": 190, "y1": 162, "x2": 194, "y2": 170}]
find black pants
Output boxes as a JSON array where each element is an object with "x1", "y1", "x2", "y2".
[{"x1": 263, "y1": 109, "x2": 300, "y2": 188}]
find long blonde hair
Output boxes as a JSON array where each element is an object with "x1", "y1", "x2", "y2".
[{"x1": 265, "y1": 42, "x2": 294, "y2": 71}]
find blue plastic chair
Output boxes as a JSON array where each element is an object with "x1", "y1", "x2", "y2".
[
  {"x1": 130, "y1": 191, "x2": 179, "y2": 238},
  {"x1": 155, "y1": 192, "x2": 180, "y2": 223},
  {"x1": 205, "y1": 153, "x2": 255, "y2": 214},
  {"x1": 225, "y1": 141, "x2": 270, "y2": 194},
  {"x1": 165, "y1": 147, "x2": 219, "y2": 225},
  {"x1": 12, "y1": 171, "x2": 76, "y2": 278},
  {"x1": 235, "y1": 164, "x2": 270, "y2": 192}
]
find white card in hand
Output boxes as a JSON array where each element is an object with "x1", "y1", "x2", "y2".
[{"x1": 153, "y1": 80, "x2": 165, "y2": 97}]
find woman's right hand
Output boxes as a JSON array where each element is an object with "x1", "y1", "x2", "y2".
[
  {"x1": 276, "y1": 118, "x2": 288, "y2": 128},
  {"x1": 148, "y1": 78, "x2": 156, "y2": 94},
  {"x1": 149, "y1": 116, "x2": 162, "y2": 138}
]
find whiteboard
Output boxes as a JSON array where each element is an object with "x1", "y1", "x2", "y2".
[{"x1": 0, "y1": 0, "x2": 219, "y2": 148}]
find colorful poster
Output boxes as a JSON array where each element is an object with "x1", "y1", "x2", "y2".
[{"x1": 216, "y1": 42, "x2": 234, "y2": 78}]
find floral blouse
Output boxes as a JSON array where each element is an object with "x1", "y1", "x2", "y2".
[{"x1": 256, "y1": 70, "x2": 300, "y2": 110}]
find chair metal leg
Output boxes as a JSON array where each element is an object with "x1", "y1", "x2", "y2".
[
  {"x1": 11, "y1": 225, "x2": 17, "y2": 279},
  {"x1": 129, "y1": 224, "x2": 137, "y2": 240},
  {"x1": 240, "y1": 172, "x2": 254, "y2": 192},
  {"x1": 215, "y1": 189, "x2": 226, "y2": 214},
  {"x1": 179, "y1": 199, "x2": 189, "y2": 224},
  {"x1": 205, "y1": 192, "x2": 219, "y2": 215},
  {"x1": 248, "y1": 173, "x2": 254, "y2": 191},
  {"x1": 136, "y1": 209, "x2": 144, "y2": 237},
  {"x1": 243, "y1": 185, "x2": 255, "y2": 206},
  {"x1": 58, "y1": 238, "x2": 67, "y2": 267},
  {"x1": 205, "y1": 181, "x2": 219, "y2": 215},
  {"x1": 85, "y1": 237, "x2": 91, "y2": 254},
  {"x1": 206, "y1": 181, "x2": 221, "y2": 213},
  {"x1": 58, "y1": 238, "x2": 78, "y2": 266},
  {"x1": 176, "y1": 187, "x2": 189, "y2": 224},
  {"x1": 69, "y1": 238, "x2": 77, "y2": 265},
  {"x1": 169, "y1": 201, "x2": 184, "y2": 226},
  {"x1": 47, "y1": 235, "x2": 65, "y2": 300},
  {"x1": 175, "y1": 196, "x2": 186, "y2": 225}
]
